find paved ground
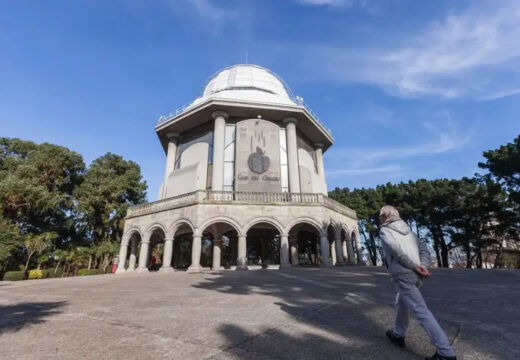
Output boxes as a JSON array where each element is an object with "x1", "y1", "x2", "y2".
[{"x1": 1, "y1": 267, "x2": 519, "y2": 360}]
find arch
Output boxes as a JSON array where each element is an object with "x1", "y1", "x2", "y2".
[
  {"x1": 243, "y1": 217, "x2": 285, "y2": 236},
  {"x1": 199, "y1": 216, "x2": 242, "y2": 236},
  {"x1": 144, "y1": 223, "x2": 168, "y2": 240},
  {"x1": 341, "y1": 224, "x2": 353, "y2": 239},
  {"x1": 169, "y1": 218, "x2": 196, "y2": 236},
  {"x1": 285, "y1": 217, "x2": 322, "y2": 235},
  {"x1": 122, "y1": 227, "x2": 143, "y2": 246}
]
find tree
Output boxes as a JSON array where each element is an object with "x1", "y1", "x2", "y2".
[
  {"x1": 479, "y1": 134, "x2": 520, "y2": 205},
  {"x1": 23, "y1": 232, "x2": 56, "y2": 277},
  {"x1": 0, "y1": 213, "x2": 22, "y2": 274},
  {"x1": 0, "y1": 138, "x2": 85, "y2": 249},
  {"x1": 74, "y1": 153, "x2": 147, "y2": 245}
]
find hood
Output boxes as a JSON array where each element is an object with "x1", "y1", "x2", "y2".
[{"x1": 383, "y1": 219, "x2": 410, "y2": 236}]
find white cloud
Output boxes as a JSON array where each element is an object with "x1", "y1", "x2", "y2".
[
  {"x1": 325, "y1": 121, "x2": 471, "y2": 180},
  {"x1": 297, "y1": 0, "x2": 353, "y2": 6},
  {"x1": 326, "y1": 164, "x2": 404, "y2": 178},
  {"x1": 295, "y1": 0, "x2": 520, "y2": 100}
]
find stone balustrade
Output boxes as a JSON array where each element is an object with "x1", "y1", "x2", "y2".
[{"x1": 126, "y1": 190, "x2": 356, "y2": 219}]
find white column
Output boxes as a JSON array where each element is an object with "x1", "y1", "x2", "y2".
[
  {"x1": 319, "y1": 233, "x2": 331, "y2": 267},
  {"x1": 354, "y1": 233, "x2": 364, "y2": 265},
  {"x1": 160, "y1": 236, "x2": 174, "y2": 272},
  {"x1": 212, "y1": 235, "x2": 223, "y2": 271},
  {"x1": 237, "y1": 234, "x2": 248, "y2": 270},
  {"x1": 342, "y1": 239, "x2": 349, "y2": 265},
  {"x1": 290, "y1": 238, "x2": 299, "y2": 266},
  {"x1": 279, "y1": 235, "x2": 290, "y2": 268},
  {"x1": 162, "y1": 133, "x2": 179, "y2": 199},
  {"x1": 283, "y1": 118, "x2": 301, "y2": 193},
  {"x1": 347, "y1": 234, "x2": 355, "y2": 265},
  {"x1": 211, "y1": 111, "x2": 228, "y2": 191},
  {"x1": 330, "y1": 240, "x2": 337, "y2": 265},
  {"x1": 128, "y1": 240, "x2": 137, "y2": 271},
  {"x1": 334, "y1": 234, "x2": 345, "y2": 266},
  {"x1": 115, "y1": 243, "x2": 128, "y2": 274},
  {"x1": 314, "y1": 143, "x2": 327, "y2": 194},
  {"x1": 187, "y1": 232, "x2": 202, "y2": 273},
  {"x1": 136, "y1": 241, "x2": 150, "y2": 273}
]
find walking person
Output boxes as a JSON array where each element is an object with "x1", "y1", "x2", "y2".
[{"x1": 379, "y1": 205, "x2": 457, "y2": 360}]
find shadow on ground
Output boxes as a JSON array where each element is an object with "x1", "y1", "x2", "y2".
[
  {"x1": 0, "y1": 301, "x2": 66, "y2": 335},
  {"x1": 194, "y1": 267, "x2": 519, "y2": 360}
]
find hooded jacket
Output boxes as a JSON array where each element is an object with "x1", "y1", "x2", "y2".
[{"x1": 379, "y1": 217, "x2": 431, "y2": 280}]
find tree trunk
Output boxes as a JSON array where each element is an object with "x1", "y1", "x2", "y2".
[
  {"x1": 465, "y1": 245, "x2": 472, "y2": 268},
  {"x1": 24, "y1": 252, "x2": 34, "y2": 279},
  {"x1": 88, "y1": 255, "x2": 92, "y2": 270}
]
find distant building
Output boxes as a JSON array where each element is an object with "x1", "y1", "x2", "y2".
[{"x1": 116, "y1": 65, "x2": 361, "y2": 274}]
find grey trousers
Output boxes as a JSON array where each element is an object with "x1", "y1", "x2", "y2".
[{"x1": 393, "y1": 277, "x2": 456, "y2": 357}]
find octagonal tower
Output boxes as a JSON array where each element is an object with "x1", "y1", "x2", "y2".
[{"x1": 117, "y1": 65, "x2": 363, "y2": 274}]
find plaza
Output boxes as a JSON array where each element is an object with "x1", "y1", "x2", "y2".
[{"x1": 1, "y1": 267, "x2": 519, "y2": 360}]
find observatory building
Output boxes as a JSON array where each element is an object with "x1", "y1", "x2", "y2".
[{"x1": 116, "y1": 64, "x2": 362, "y2": 274}]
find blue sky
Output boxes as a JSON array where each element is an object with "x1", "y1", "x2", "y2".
[{"x1": 1, "y1": 0, "x2": 520, "y2": 201}]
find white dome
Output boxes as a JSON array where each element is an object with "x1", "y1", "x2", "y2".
[{"x1": 194, "y1": 64, "x2": 296, "y2": 106}]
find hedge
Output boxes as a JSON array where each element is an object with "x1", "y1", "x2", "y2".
[
  {"x1": 77, "y1": 269, "x2": 105, "y2": 276},
  {"x1": 3, "y1": 271, "x2": 25, "y2": 281}
]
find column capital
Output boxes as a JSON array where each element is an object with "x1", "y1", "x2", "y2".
[
  {"x1": 166, "y1": 132, "x2": 180, "y2": 140},
  {"x1": 212, "y1": 111, "x2": 228, "y2": 120},
  {"x1": 314, "y1": 142, "x2": 324, "y2": 149},
  {"x1": 283, "y1": 117, "x2": 298, "y2": 126}
]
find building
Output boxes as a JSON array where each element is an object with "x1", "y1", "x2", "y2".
[{"x1": 116, "y1": 64, "x2": 362, "y2": 274}]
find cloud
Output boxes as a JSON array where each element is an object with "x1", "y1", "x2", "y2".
[
  {"x1": 297, "y1": 0, "x2": 353, "y2": 6},
  {"x1": 326, "y1": 164, "x2": 404, "y2": 178},
  {"x1": 325, "y1": 121, "x2": 471, "y2": 181},
  {"x1": 294, "y1": 0, "x2": 520, "y2": 100}
]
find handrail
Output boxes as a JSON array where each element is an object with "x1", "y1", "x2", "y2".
[
  {"x1": 155, "y1": 96, "x2": 333, "y2": 137},
  {"x1": 126, "y1": 190, "x2": 355, "y2": 219}
]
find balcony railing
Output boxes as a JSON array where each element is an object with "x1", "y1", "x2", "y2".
[{"x1": 126, "y1": 190, "x2": 356, "y2": 219}]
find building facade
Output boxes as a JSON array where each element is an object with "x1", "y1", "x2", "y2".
[{"x1": 116, "y1": 65, "x2": 362, "y2": 274}]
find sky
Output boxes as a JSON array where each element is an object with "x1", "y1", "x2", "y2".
[{"x1": 1, "y1": 0, "x2": 520, "y2": 201}]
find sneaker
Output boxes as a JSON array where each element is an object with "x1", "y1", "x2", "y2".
[
  {"x1": 425, "y1": 352, "x2": 457, "y2": 360},
  {"x1": 386, "y1": 330, "x2": 405, "y2": 348}
]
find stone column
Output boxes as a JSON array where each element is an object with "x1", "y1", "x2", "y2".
[
  {"x1": 290, "y1": 238, "x2": 299, "y2": 266},
  {"x1": 160, "y1": 236, "x2": 174, "y2": 272},
  {"x1": 341, "y1": 239, "x2": 349, "y2": 265},
  {"x1": 162, "y1": 133, "x2": 179, "y2": 199},
  {"x1": 319, "y1": 233, "x2": 331, "y2": 267},
  {"x1": 346, "y1": 235, "x2": 355, "y2": 265},
  {"x1": 187, "y1": 232, "x2": 202, "y2": 273},
  {"x1": 211, "y1": 111, "x2": 228, "y2": 191},
  {"x1": 136, "y1": 241, "x2": 150, "y2": 273},
  {"x1": 128, "y1": 240, "x2": 137, "y2": 271},
  {"x1": 354, "y1": 233, "x2": 364, "y2": 265},
  {"x1": 314, "y1": 143, "x2": 327, "y2": 194},
  {"x1": 212, "y1": 235, "x2": 223, "y2": 271},
  {"x1": 237, "y1": 234, "x2": 248, "y2": 270},
  {"x1": 334, "y1": 234, "x2": 345, "y2": 266},
  {"x1": 279, "y1": 235, "x2": 290, "y2": 268},
  {"x1": 115, "y1": 243, "x2": 128, "y2": 274},
  {"x1": 283, "y1": 118, "x2": 300, "y2": 193},
  {"x1": 330, "y1": 240, "x2": 337, "y2": 265}
]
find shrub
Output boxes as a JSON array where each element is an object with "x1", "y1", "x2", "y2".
[
  {"x1": 43, "y1": 269, "x2": 63, "y2": 278},
  {"x1": 3, "y1": 271, "x2": 25, "y2": 281},
  {"x1": 28, "y1": 269, "x2": 44, "y2": 279},
  {"x1": 77, "y1": 269, "x2": 104, "y2": 276}
]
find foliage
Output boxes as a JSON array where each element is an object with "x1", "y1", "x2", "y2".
[
  {"x1": 0, "y1": 138, "x2": 147, "y2": 279},
  {"x1": 3, "y1": 270, "x2": 25, "y2": 281},
  {"x1": 28, "y1": 269, "x2": 44, "y2": 279},
  {"x1": 77, "y1": 269, "x2": 105, "y2": 276},
  {"x1": 74, "y1": 153, "x2": 147, "y2": 245}
]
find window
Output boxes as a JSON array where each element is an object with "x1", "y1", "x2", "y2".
[
  {"x1": 223, "y1": 124, "x2": 236, "y2": 191},
  {"x1": 279, "y1": 128, "x2": 289, "y2": 192}
]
